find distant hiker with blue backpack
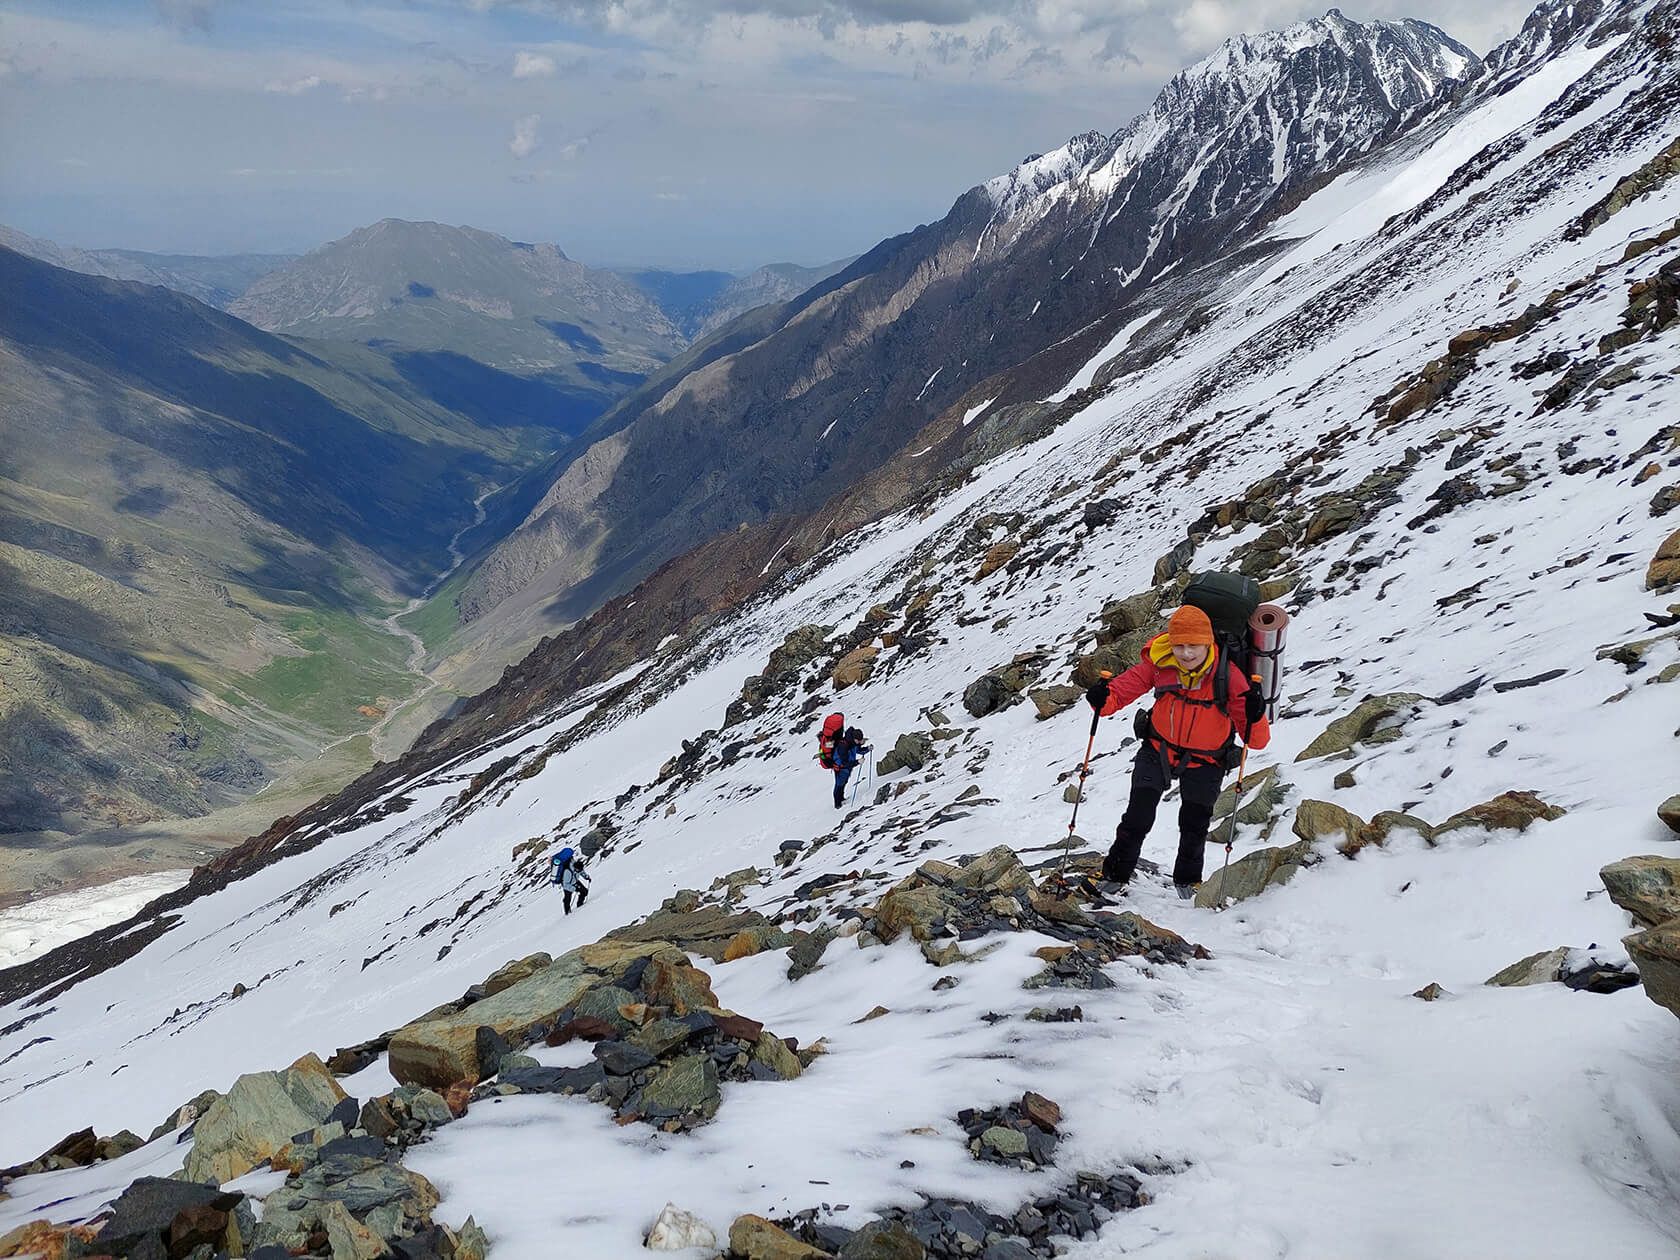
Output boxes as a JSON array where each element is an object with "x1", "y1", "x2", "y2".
[
  {"x1": 550, "y1": 846, "x2": 591, "y2": 914},
  {"x1": 817, "y1": 713, "x2": 871, "y2": 809},
  {"x1": 1082, "y1": 573, "x2": 1280, "y2": 900}
]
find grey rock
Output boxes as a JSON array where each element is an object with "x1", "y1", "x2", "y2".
[
  {"x1": 1486, "y1": 947, "x2": 1570, "y2": 987},
  {"x1": 878, "y1": 732, "x2": 935, "y2": 775}
]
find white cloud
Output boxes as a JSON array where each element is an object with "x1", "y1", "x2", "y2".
[
  {"x1": 509, "y1": 113, "x2": 542, "y2": 159},
  {"x1": 513, "y1": 51, "x2": 556, "y2": 78},
  {"x1": 55, "y1": 156, "x2": 90, "y2": 167},
  {"x1": 557, "y1": 136, "x2": 590, "y2": 160},
  {"x1": 263, "y1": 73, "x2": 321, "y2": 94},
  {"x1": 654, "y1": 190, "x2": 687, "y2": 200}
]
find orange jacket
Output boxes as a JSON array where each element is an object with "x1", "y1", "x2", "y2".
[{"x1": 1098, "y1": 633, "x2": 1270, "y2": 768}]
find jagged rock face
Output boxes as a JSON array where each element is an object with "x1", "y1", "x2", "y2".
[{"x1": 983, "y1": 13, "x2": 1479, "y2": 277}]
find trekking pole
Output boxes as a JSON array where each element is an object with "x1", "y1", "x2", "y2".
[
  {"x1": 1213, "y1": 748, "x2": 1249, "y2": 906},
  {"x1": 1057, "y1": 702, "x2": 1104, "y2": 891}
]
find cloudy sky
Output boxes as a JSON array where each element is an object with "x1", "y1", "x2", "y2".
[{"x1": 0, "y1": 0, "x2": 1538, "y2": 271}]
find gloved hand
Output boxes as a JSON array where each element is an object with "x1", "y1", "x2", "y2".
[
  {"x1": 1245, "y1": 689, "x2": 1266, "y2": 724},
  {"x1": 1085, "y1": 679, "x2": 1111, "y2": 711}
]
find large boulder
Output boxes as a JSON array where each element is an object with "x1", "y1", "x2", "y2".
[
  {"x1": 1623, "y1": 923, "x2": 1680, "y2": 1021},
  {"x1": 1291, "y1": 800, "x2": 1367, "y2": 850},
  {"x1": 963, "y1": 660, "x2": 1036, "y2": 717},
  {"x1": 1295, "y1": 693, "x2": 1425, "y2": 761},
  {"x1": 730, "y1": 1214, "x2": 834, "y2": 1260},
  {"x1": 1600, "y1": 856, "x2": 1680, "y2": 928},
  {"x1": 93, "y1": 1177, "x2": 251, "y2": 1259},
  {"x1": 832, "y1": 645, "x2": 879, "y2": 689},
  {"x1": 878, "y1": 731, "x2": 935, "y2": 774},
  {"x1": 1485, "y1": 948, "x2": 1569, "y2": 987},
  {"x1": 184, "y1": 1052, "x2": 347, "y2": 1183},
  {"x1": 766, "y1": 625, "x2": 830, "y2": 679},
  {"x1": 1647, "y1": 527, "x2": 1680, "y2": 589},
  {"x1": 608, "y1": 905, "x2": 771, "y2": 963},
  {"x1": 975, "y1": 540, "x2": 1020, "y2": 580},
  {"x1": 1660, "y1": 793, "x2": 1680, "y2": 835},
  {"x1": 1194, "y1": 840, "x2": 1316, "y2": 908},
  {"x1": 482, "y1": 952, "x2": 552, "y2": 996},
  {"x1": 387, "y1": 941, "x2": 684, "y2": 1089},
  {"x1": 873, "y1": 886, "x2": 955, "y2": 944}
]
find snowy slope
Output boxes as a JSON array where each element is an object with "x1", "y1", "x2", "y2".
[{"x1": 3, "y1": 2, "x2": 1680, "y2": 1257}]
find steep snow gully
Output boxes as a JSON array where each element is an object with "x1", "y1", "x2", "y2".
[{"x1": 4, "y1": 3, "x2": 1680, "y2": 1258}]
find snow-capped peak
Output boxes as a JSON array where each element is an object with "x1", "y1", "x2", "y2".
[{"x1": 983, "y1": 11, "x2": 1481, "y2": 230}]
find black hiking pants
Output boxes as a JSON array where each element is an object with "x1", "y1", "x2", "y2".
[
  {"x1": 563, "y1": 886, "x2": 588, "y2": 914},
  {"x1": 1104, "y1": 744, "x2": 1224, "y2": 887},
  {"x1": 833, "y1": 765, "x2": 854, "y2": 808}
]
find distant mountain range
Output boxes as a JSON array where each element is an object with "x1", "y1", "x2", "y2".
[
  {"x1": 620, "y1": 260, "x2": 854, "y2": 338},
  {"x1": 227, "y1": 220, "x2": 684, "y2": 401},
  {"x1": 0, "y1": 225, "x2": 295, "y2": 309}
]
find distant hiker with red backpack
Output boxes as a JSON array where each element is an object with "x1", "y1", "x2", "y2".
[
  {"x1": 817, "y1": 712, "x2": 871, "y2": 809},
  {"x1": 1084, "y1": 590, "x2": 1272, "y2": 899}
]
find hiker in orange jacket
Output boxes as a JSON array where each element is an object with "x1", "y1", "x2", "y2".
[{"x1": 1085, "y1": 605, "x2": 1270, "y2": 898}]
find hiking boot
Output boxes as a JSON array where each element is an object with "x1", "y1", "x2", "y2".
[{"x1": 1174, "y1": 882, "x2": 1199, "y2": 901}]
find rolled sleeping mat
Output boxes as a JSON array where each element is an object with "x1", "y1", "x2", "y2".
[{"x1": 1248, "y1": 604, "x2": 1290, "y2": 723}]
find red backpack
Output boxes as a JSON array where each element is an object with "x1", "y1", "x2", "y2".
[{"x1": 817, "y1": 713, "x2": 844, "y2": 769}]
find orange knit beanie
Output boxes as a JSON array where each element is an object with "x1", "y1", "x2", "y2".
[{"x1": 1167, "y1": 605, "x2": 1215, "y2": 646}]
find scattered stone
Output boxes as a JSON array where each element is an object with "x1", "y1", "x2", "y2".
[
  {"x1": 1029, "y1": 686, "x2": 1084, "y2": 720},
  {"x1": 1295, "y1": 694, "x2": 1424, "y2": 761},
  {"x1": 1413, "y1": 983, "x2": 1447, "y2": 1001},
  {"x1": 648, "y1": 1202, "x2": 719, "y2": 1251},
  {"x1": 1486, "y1": 947, "x2": 1570, "y2": 987},
  {"x1": 960, "y1": 1098, "x2": 1059, "y2": 1169}
]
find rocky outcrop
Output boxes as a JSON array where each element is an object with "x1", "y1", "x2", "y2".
[
  {"x1": 387, "y1": 940, "x2": 686, "y2": 1089},
  {"x1": 862, "y1": 846, "x2": 1204, "y2": 974}
]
